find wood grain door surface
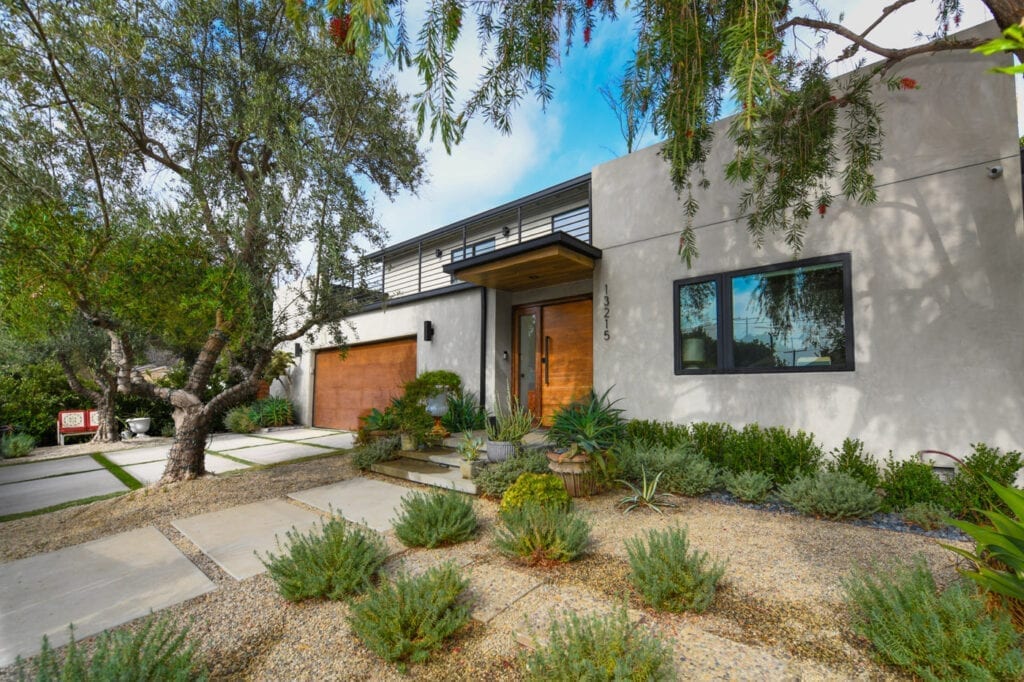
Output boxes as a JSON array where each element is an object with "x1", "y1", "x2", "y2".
[{"x1": 313, "y1": 338, "x2": 416, "y2": 430}]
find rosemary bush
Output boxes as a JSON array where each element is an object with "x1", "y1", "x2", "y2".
[
  {"x1": 474, "y1": 450, "x2": 549, "y2": 497},
  {"x1": 626, "y1": 527, "x2": 725, "y2": 613},
  {"x1": 494, "y1": 502, "x2": 590, "y2": 564},
  {"x1": 779, "y1": 471, "x2": 880, "y2": 520},
  {"x1": 844, "y1": 559, "x2": 1023, "y2": 680},
  {"x1": 393, "y1": 490, "x2": 478, "y2": 548},
  {"x1": 352, "y1": 436, "x2": 400, "y2": 470},
  {"x1": 24, "y1": 616, "x2": 207, "y2": 681},
  {"x1": 260, "y1": 516, "x2": 388, "y2": 601},
  {"x1": 348, "y1": 563, "x2": 469, "y2": 670},
  {"x1": 722, "y1": 469, "x2": 774, "y2": 503},
  {"x1": 523, "y1": 609, "x2": 674, "y2": 681},
  {"x1": 901, "y1": 501, "x2": 950, "y2": 531},
  {"x1": 618, "y1": 444, "x2": 718, "y2": 497}
]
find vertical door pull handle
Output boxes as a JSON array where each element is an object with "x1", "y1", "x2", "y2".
[{"x1": 543, "y1": 336, "x2": 551, "y2": 385}]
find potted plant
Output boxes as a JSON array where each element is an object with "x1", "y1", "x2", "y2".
[
  {"x1": 393, "y1": 396, "x2": 431, "y2": 450},
  {"x1": 125, "y1": 411, "x2": 152, "y2": 437},
  {"x1": 546, "y1": 388, "x2": 625, "y2": 497},
  {"x1": 485, "y1": 396, "x2": 533, "y2": 463},
  {"x1": 361, "y1": 406, "x2": 399, "y2": 441},
  {"x1": 456, "y1": 433, "x2": 484, "y2": 479}
]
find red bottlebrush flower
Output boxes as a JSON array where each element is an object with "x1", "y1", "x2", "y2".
[
  {"x1": 900, "y1": 77, "x2": 918, "y2": 90},
  {"x1": 583, "y1": 25, "x2": 592, "y2": 45},
  {"x1": 954, "y1": 12, "x2": 962, "y2": 26},
  {"x1": 329, "y1": 15, "x2": 351, "y2": 45},
  {"x1": 685, "y1": 129, "x2": 694, "y2": 139},
  {"x1": 763, "y1": 48, "x2": 776, "y2": 63},
  {"x1": 586, "y1": 0, "x2": 595, "y2": 8},
  {"x1": 829, "y1": 95, "x2": 838, "y2": 102},
  {"x1": 818, "y1": 204, "x2": 827, "y2": 217}
]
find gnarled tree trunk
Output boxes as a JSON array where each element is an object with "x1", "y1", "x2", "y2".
[
  {"x1": 57, "y1": 353, "x2": 119, "y2": 443},
  {"x1": 162, "y1": 402, "x2": 209, "y2": 482}
]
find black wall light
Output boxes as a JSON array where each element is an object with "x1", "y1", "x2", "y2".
[
  {"x1": 435, "y1": 248, "x2": 443, "y2": 258},
  {"x1": 294, "y1": 343, "x2": 303, "y2": 357},
  {"x1": 502, "y1": 226, "x2": 510, "y2": 237},
  {"x1": 423, "y1": 320, "x2": 434, "y2": 342}
]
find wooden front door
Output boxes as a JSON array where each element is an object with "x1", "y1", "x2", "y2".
[{"x1": 513, "y1": 298, "x2": 593, "y2": 425}]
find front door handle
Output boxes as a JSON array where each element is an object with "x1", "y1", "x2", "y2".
[{"x1": 543, "y1": 336, "x2": 551, "y2": 385}]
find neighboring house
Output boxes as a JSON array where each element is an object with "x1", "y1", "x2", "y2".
[{"x1": 287, "y1": 22, "x2": 1024, "y2": 457}]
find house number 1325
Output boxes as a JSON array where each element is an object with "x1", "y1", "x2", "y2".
[{"x1": 602, "y1": 284, "x2": 610, "y2": 341}]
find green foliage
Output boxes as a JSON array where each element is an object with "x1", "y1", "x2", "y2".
[
  {"x1": 362, "y1": 407, "x2": 399, "y2": 432},
  {"x1": 779, "y1": 471, "x2": 880, "y2": 520},
  {"x1": 947, "y1": 444, "x2": 1023, "y2": 522},
  {"x1": 485, "y1": 395, "x2": 533, "y2": 443},
  {"x1": 352, "y1": 437, "x2": 400, "y2": 470},
  {"x1": 1, "y1": 432, "x2": 36, "y2": 458},
  {"x1": 617, "y1": 468, "x2": 676, "y2": 514},
  {"x1": 251, "y1": 397, "x2": 295, "y2": 428},
  {"x1": 688, "y1": 421, "x2": 736, "y2": 467},
  {"x1": 825, "y1": 438, "x2": 880, "y2": 489},
  {"x1": 223, "y1": 406, "x2": 259, "y2": 434},
  {"x1": 24, "y1": 615, "x2": 207, "y2": 681},
  {"x1": 902, "y1": 501, "x2": 950, "y2": 531},
  {"x1": 973, "y1": 23, "x2": 1024, "y2": 75},
  {"x1": 442, "y1": 390, "x2": 487, "y2": 433},
  {"x1": 455, "y1": 433, "x2": 483, "y2": 461},
  {"x1": 262, "y1": 350, "x2": 296, "y2": 383},
  {"x1": 393, "y1": 490, "x2": 478, "y2": 548},
  {"x1": 844, "y1": 559, "x2": 1024, "y2": 681},
  {"x1": 402, "y1": 370, "x2": 463, "y2": 405},
  {"x1": 722, "y1": 469, "x2": 774, "y2": 503},
  {"x1": 348, "y1": 563, "x2": 470, "y2": 669},
  {"x1": 0, "y1": 360, "x2": 89, "y2": 445},
  {"x1": 618, "y1": 443, "x2": 718, "y2": 497},
  {"x1": 522, "y1": 608, "x2": 674, "y2": 682},
  {"x1": 547, "y1": 388, "x2": 625, "y2": 454},
  {"x1": 500, "y1": 473, "x2": 571, "y2": 514},
  {"x1": 260, "y1": 516, "x2": 388, "y2": 601},
  {"x1": 880, "y1": 456, "x2": 949, "y2": 512},
  {"x1": 474, "y1": 450, "x2": 549, "y2": 497},
  {"x1": 626, "y1": 527, "x2": 725, "y2": 613},
  {"x1": 494, "y1": 502, "x2": 591, "y2": 564},
  {"x1": 622, "y1": 419, "x2": 691, "y2": 450},
  {"x1": 116, "y1": 392, "x2": 175, "y2": 441},
  {"x1": 721, "y1": 423, "x2": 823, "y2": 484}
]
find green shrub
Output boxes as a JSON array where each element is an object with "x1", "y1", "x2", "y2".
[
  {"x1": 902, "y1": 501, "x2": 950, "y2": 531},
  {"x1": 844, "y1": 559, "x2": 1023, "y2": 681},
  {"x1": 825, "y1": 438, "x2": 880, "y2": 489},
  {"x1": 402, "y1": 370, "x2": 462, "y2": 404},
  {"x1": 618, "y1": 468, "x2": 677, "y2": 514},
  {"x1": 618, "y1": 444, "x2": 718, "y2": 497},
  {"x1": 260, "y1": 516, "x2": 388, "y2": 601},
  {"x1": 0, "y1": 360, "x2": 90, "y2": 445},
  {"x1": 251, "y1": 397, "x2": 295, "y2": 427},
  {"x1": 393, "y1": 490, "x2": 478, "y2": 548},
  {"x1": 223, "y1": 406, "x2": 259, "y2": 434},
  {"x1": 722, "y1": 469, "x2": 774, "y2": 503},
  {"x1": 500, "y1": 472, "x2": 571, "y2": 513},
  {"x1": 1, "y1": 432, "x2": 35, "y2": 458},
  {"x1": 626, "y1": 527, "x2": 725, "y2": 613},
  {"x1": 722, "y1": 423, "x2": 823, "y2": 484},
  {"x1": 947, "y1": 443, "x2": 1023, "y2": 522},
  {"x1": 494, "y1": 502, "x2": 590, "y2": 564},
  {"x1": 474, "y1": 449, "x2": 549, "y2": 497},
  {"x1": 352, "y1": 437, "x2": 400, "y2": 470},
  {"x1": 362, "y1": 407, "x2": 399, "y2": 432},
  {"x1": 779, "y1": 471, "x2": 880, "y2": 520},
  {"x1": 621, "y1": 419, "x2": 691, "y2": 449},
  {"x1": 688, "y1": 421, "x2": 736, "y2": 468},
  {"x1": 547, "y1": 388, "x2": 625, "y2": 454},
  {"x1": 442, "y1": 390, "x2": 487, "y2": 433},
  {"x1": 24, "y1": 616, "x2": 207, "y2": 681},
  {"x1": 880, "y1": 456, "x2": 949, "y2": 512},
  {"x1": 348, "y1": 562, "x2": 469, "y2": 670},
  {"x1": 523, "y1": 609, "x2": 674, "y2": 681}
]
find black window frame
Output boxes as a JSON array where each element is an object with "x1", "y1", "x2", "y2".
[
  {"x1": 450, "y1": 237, "x2": 496, "y2": 263},
  {"x1": 673, "y1": 253, "x2": 855, "y2": 375}
]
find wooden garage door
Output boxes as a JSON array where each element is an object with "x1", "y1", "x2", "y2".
[{"x1": 313, "y1": 338, "x2": 417, "y2": 430}]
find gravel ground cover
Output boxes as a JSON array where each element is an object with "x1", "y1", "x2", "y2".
[{"x1": 0, "y1": 456, "x2": 970, "y2": 681}]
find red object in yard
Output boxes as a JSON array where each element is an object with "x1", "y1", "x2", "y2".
[{"x1": 57, "y1": 409, "x2": 101, "y2": 446}]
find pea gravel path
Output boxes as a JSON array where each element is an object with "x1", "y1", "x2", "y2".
[{"x1": 0, "y1": 453, "x2": 966, "y2": 681}]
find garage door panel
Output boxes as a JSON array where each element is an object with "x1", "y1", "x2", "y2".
[{"x1": 313, "y1": 338, "x2": 417, "y2": 430}]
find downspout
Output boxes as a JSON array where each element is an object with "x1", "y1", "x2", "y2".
[{"x1": 479, "y1": 287, "x2": 487, "y2": 408}]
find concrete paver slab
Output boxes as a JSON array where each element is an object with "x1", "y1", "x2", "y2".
[
  {"x1": 0, "y1": 526, "x2": 216, "y2": 667},
  {"x1": 104, "y1": 445, "x2": 172, "y2": 466},
  {"x1": 228, "y1": 441, "x2": 329, "y2": 465},
  {"x1": 205, "y1": 454, "x2": 252, "y2": 476},
  {"x1": 262, "y1": 428, "x2": 342, "y2": 441},
  {"x1": 0, "y1": 469, "x2": 128, "y2": 517},
  {"x1": 206, "y1": 434, "x2": 273, "y2": 451},
  {"x1": 289, "y1": 478, "x2": 416, "y2": 532},
  {"x1": 295, "y1": 433, "x2": 355, "y2": 450},
  {"x1": 172, "y1": 499, "x2": 324, "y2": 580},
  {"x1": 120, "y1": 454, "x2": 249, "y2": 486},
  {"x1": 0, "y1": 456, "x2": 101, "y2": 485}
]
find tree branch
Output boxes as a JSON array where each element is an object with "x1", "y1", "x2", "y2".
[
  {"x1": 778, "y1": 16, "x2": 985, "y2": 62},
  {"x1": 55, "y1": 352, "x2": 101, "y2": 404}
]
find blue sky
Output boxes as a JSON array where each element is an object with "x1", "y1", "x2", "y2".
[{"x1": 374, "y1": 0, "x2": 997, "y2": 245}]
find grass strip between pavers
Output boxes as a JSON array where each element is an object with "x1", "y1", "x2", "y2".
[
  {"x1": 206, "y1": 450, "x2": 256, "y2": 466},
  {"x1": 91, "y1": 453, "x2": 144, "y2": 491},
  {"x1": 0, "y1": 491, "x2": 127, "y2": 523}
]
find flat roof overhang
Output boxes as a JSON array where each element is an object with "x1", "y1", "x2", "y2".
[{"x1": 442, "y1": 232, "x2": 601, "y2": 291}]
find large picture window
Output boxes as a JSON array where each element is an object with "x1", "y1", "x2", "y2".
[{"x1": 674, "y1": 253, "x2": 854, "y2": 374}]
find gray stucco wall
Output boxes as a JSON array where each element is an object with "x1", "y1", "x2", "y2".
[{"x1": 591, "y1": 23, "x2": 1024, "y2": 456}]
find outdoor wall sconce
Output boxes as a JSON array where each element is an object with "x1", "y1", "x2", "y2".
[
  {"x1": 502, "y1": 226, "x2": 510, "y2": 237},
  {"x1": 293, "y1": 343, "x2": 302, "y2": 357},
  {"x1": 435, "y1": 248, "x2": 443, "y2": 258},
  {"x1": 423, "y1": 320, "x2": 435, "y2": 342},
  {"x1": 502, "y1": 350, "x2": 509, "y2": 361}
]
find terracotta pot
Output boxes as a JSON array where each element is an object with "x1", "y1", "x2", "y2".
[{"x1": 547, "y1": 451, "x2": 596, "y2": 497}]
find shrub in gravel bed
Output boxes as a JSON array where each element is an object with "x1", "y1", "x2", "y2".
[
  {"x1": 621, "y1": 419, "x2": 692, "y2": 450},
  {"x1": 352, "y1": 436, "x2": 400, "y2": 470},
  {"x1": 901, "y1": 501, "x2": 950, "y2": 531},
  {"x1": 494, "y1": 502, "x2": 590, "y2": 564},
  {"x1": 844, "y1": 559, "x2": 1023, "y2": 681},
  {"x1": 880, "y1": 456, "x2": 948, "y2": 512},
  {"x1": 260, "y1": 516, "x2": 388, "y2": 601},
  {"x1": 474, "y1": 450, "x2": 549, "y2": 497},
  {"x1": 721, "y1": 470, "x2": 774, "y2": 503},
  {"x1": 825, "y1": 438, "x2": 880, "y2": 489},
  {"x1": 626, "y1": 526, "x2": 725, "y2": 613},
  {"x1": 721, "y1": 423, "x2": 823, "y2": 484},
  {"x1": 23, "y1": 616, "x2": 207, "y2": 681},
  {"x1": 779, "y1": 471, "x2": 880, "y2": 520},
  {"x1": 224, "y1": 406, "x2": 259, "y2": 434},
  {"x1": 688, "y1": 421, "x2": 736, "y2": 468},
  {"x1": 348, "y1": 563, "x2": 469, "y2": 671},
  {"x1": 393, "y1": 490, "x2": 478, "y2": 548},
  {"x1": 618, "y1": 444, "x2": 719, "y2": 497},
  {"x1": 946, "y1": 443, "x2": 1023, "y2": 522},
  {"x1": 500, "y1": 473, "x2": 571, "y2": 513},
  {"x1": 523, "y1": 608, "x2": 674, "y2": 681}
]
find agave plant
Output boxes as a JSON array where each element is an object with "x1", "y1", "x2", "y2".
[
  {"x1": 548, "y1": 388, "x2": 625, "y2": 454},
  {"x1": 617, "y1": 468, "x2": 676, "y2": 514}
]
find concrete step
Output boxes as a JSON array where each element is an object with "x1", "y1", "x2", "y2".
[
  {"x1": 398, "y1": 448, "x2": 463, "y2": 468},
  {"x1": 442, "y1": 430, "x2": 551, "y2": 450},
  {"x1": 371, "y1": 457, "x2": 477, "y2": 495}
]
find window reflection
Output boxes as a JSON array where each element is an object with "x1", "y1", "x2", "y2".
[{"x1": 678, "y1": 280, "x2": 717, "y2": 370}]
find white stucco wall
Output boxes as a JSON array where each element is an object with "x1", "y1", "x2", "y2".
[{"x1": 592, "y1": 23, "x2": 1024, "y2": 456}]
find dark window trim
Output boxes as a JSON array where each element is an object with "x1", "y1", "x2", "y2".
[
  {"x1": 673, "y1": 252, "x2": 855, "y2": 375},
  {"x1": 451, "y1": 237, "x2": 496, "y2": 263}
]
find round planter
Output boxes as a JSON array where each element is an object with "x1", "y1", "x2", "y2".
[
  {"x1": 126, "y1": 417, "x2": 151, "y2": 436},
  {"x1": 486, "y1": 440, "x2": 517, "y2": 463},
  {"x1": 547, "y1": 451, "x2": 596, "y2": 497}
]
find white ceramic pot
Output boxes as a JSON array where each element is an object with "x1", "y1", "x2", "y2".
[{"x1": 126, "y1": 417, "x2": 151, "y2": 436}]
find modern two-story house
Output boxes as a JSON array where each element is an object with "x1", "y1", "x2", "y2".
[{"x1": 286, "y1": 23, "x2": 1024, "y2": 458}]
